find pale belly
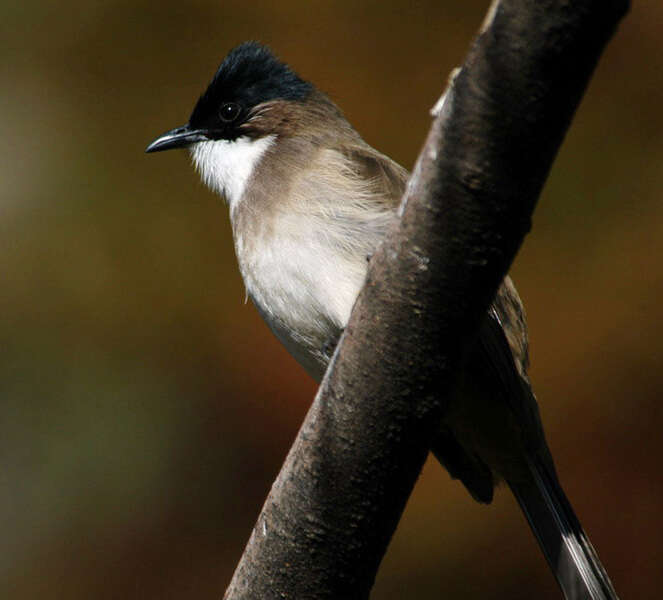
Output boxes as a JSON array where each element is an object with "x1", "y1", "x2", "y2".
[{"x1": 236, "y1": 223, "x2": 370, "y2": 382}]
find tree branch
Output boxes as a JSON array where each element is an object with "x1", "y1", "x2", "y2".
[{"x1": 223, "y1": 1, "x2": 629, "y2": 598}]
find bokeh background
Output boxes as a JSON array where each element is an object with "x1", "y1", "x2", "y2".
[{"x1": 2, "y1": 1, "x2": 661, "y2": 598}]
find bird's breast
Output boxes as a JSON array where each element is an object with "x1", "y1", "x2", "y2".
[
  {"x1": 226, "y1": 141, "x2": 398, "y2": 379},
  {"x1": 231, "y1": 208, "x2": 370, "y2": 379}
]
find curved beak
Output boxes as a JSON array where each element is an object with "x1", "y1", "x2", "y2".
[{"x1": 145, "y1": 125, "x2": 209, "y2": 153}]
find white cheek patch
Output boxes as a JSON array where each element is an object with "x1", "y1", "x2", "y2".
[{"x1": 189, "y1": 135, "x2": 275, "y2": 210}]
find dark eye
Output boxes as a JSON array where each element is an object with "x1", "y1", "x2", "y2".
[{"x1": 219, "y1": 102, "x2": 241, "y2": 123}]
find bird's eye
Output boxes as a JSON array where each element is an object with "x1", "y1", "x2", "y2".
[{"x1": 219, "y1": 102, "x2": 241, "y2": 123}]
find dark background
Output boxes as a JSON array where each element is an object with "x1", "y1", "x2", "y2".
[{"x1": 2, "y1": 1, "x2": 661, "y2": 598}]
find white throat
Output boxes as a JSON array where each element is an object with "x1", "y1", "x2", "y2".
[{"x1": 189, "y1": 135, "x2": 275, "y2": 210}]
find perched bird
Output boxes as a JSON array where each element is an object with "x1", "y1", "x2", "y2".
[{"x1": 146, "y1": 41, "x2": 618, "y2": 600}]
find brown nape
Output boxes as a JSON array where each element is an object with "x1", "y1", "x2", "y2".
[{"x1": 240, "y1": 91, "x2": 359, "y2": 141}]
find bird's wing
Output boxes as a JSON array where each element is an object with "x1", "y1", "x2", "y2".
[
  {"x1": 342, "y1": 142, "x2": 410, "y2": 210},
  {"x1": 345, "y1": 141, "x2": 531, "y2": 383}
]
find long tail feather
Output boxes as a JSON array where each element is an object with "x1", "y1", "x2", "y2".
[{"x1": 508, "y1": 458, "x2": 619, "y2": 600}]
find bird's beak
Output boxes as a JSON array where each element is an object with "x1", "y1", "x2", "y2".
[{"x1": 145, "y1": 124, "x2": 209, "y2": 153}]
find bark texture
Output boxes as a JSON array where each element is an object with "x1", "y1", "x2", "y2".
[{"x1": 224, "y1": 1, "x2": 629, "y2": 598}]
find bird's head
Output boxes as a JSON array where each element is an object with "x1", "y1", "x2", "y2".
[{"x1": 146, "y1": 42, "x2": 349, "y2": 205}]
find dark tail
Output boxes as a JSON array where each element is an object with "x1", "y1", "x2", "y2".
[{"x1": 508, "y1": 457, "x2": 619, "y2": 600}]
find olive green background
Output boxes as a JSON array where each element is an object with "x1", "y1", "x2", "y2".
[{"x1": 2, "y1": 1, "x2": 662, "y2": 598}]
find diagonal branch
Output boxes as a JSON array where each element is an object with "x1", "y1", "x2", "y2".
[{"x1": 223, "y1": 1, "x2": 629, "y2": 598}]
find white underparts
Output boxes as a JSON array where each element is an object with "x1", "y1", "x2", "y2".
[
  {"x1": 189, "y1": 135, "x2": 276, "y2": 211},
  {"x1": 189, "y1": 136, "x2": 396, "y2": 381}
]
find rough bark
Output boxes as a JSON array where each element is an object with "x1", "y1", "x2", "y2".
[{"x1": 223, "y1": 1, "x2": 629, "y2": 598}]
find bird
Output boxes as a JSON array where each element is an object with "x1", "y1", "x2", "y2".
[{"x1": 146, "y1": 41, "x2": 618, "y2": 600}]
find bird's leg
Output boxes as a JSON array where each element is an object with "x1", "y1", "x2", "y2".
[{"x1": 322, "y1": 329, "x2": 344, "y2": 361}]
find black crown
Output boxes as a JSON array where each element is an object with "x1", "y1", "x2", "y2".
[{"x1": 189, "y1": 42, "x2": 313, "y2": 129}]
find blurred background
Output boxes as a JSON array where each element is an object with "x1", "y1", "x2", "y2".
[{"x1": 1, "y1": 1, "x2": 661, "y2": 598}]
